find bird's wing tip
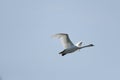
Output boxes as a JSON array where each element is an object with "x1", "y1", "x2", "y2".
[
  {"x1": 51, "y1": 33, "x2": 68, "y2": 38},
  {"x1": 51, "y1": 34, "x2": 61, "y2": 39}
]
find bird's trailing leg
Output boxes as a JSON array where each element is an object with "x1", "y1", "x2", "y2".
[{"x1": 59, "y1": 50, "x2": 66, "y2": 56}]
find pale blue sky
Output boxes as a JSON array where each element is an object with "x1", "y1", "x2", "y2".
[{"x1": 0, "y1": 0, "x2": 120, "y2": 80}]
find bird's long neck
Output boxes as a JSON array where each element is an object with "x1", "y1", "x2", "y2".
[{"x1": 78, "y1": 44, "x2": 94, "y2": 49}]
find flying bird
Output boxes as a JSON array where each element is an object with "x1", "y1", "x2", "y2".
[{"x1": 53, "y1": 33, "x2": 94, "y2": 56}]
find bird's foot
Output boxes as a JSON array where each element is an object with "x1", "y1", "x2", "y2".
[{"x1": 61, "y1": 54, "x2": 66, "y2": 56}]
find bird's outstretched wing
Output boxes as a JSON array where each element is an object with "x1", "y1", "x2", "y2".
[{"x1": 53, "y1": 33, "x2": 74, "y2": 49}]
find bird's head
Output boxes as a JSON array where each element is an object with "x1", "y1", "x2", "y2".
[{"x1": 88, "y1": 44, "x2": 94, "y2": 46}]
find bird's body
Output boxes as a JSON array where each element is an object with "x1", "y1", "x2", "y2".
[
  {"x1": 59, "y1": 46, "x2": 78, "y2": 56},
  {"x1": 53, "y1": 33, "x2": 94, "y2": 56}
]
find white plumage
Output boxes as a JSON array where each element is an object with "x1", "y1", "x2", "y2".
[{"x1": 53, "y1": 33, "x2": 94, "y2": 56}]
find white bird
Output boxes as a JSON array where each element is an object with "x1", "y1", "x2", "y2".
[{"x1": 53, "y1": 33, "x2": 94, "y2": 56}]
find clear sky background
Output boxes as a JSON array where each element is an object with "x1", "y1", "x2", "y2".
[{"x1": 0, "y1": 0, "x2": 120, "y2": 80}]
